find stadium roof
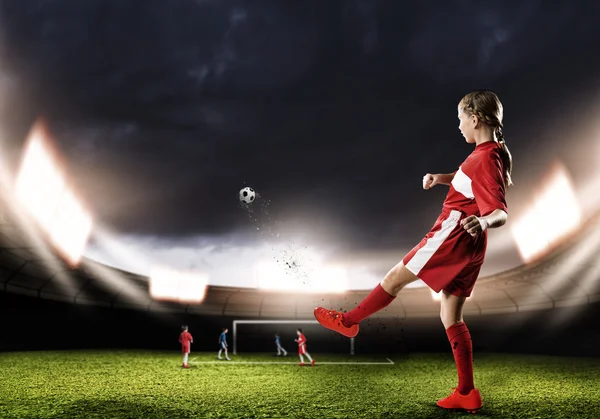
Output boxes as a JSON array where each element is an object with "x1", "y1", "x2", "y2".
[{"x1": 1, "y1": 207, "x2": 599, "y2": 319}]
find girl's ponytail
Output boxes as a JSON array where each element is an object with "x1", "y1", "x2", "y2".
[{"x1": 495, "y1": 126, "x2": 513, "y2": 187}]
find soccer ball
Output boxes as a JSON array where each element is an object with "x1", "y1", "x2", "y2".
[{"x1": 239, "y1": 187, "x2": 256, "y2": 204}]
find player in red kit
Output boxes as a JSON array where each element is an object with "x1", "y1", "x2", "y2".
[
  {"x1": 314, "y1": 91, "x2": 513, "y2": 413},
  {"x1": 179, "y1": 325, "x2": 193, "y2": 368},
  {"x1": 295, "y1": 328, "x2": 315, "y2": 366}
]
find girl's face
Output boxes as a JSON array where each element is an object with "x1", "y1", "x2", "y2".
[
  {"x1": 458, "y1": 107, "x2": 477, "y2": 144},
  {"x1": 296, "y1": 330, "x2": 301, "y2": 336}
]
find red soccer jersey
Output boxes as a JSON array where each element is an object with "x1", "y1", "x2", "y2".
[
  {"x1": 297, "y1": 333, "x2": 306, "y2": 347},
  {"x1": 442, "y1": 141, "x2": 508, "y2": 217},
  {"x1": 179, "y1": 331, "x2": 193, "y2": 345}
]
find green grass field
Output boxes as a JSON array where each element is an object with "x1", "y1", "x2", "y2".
[{"x1": 0, "y1": 351, "x2": 599, "y2": 418}]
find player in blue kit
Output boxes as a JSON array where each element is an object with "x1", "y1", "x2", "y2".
[
  {"x1": 275, "y1": 333, "x2": 288, "y2": 356},
  {"x1": 217, "y1": 328, "x2": 231, "y2": 361}
]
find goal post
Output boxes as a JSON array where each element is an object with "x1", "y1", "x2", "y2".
[{"x1": 232, "y1": 319, "x2": 355, "y2": 355}]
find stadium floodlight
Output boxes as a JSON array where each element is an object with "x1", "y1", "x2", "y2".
[
  {"x1": 15, "y1": 122, "x2": 93, "y2": 266},
  {"x1": 149, "y1": 266, "x2": 208, "y2": 304},
  {"x1": 255, "y1": 261, "x2": 348, "y2": 293},
  {"x1": 511, "y1": 163, "x2": 582, "y2": 264},
  {"x1": 232, "y1": 319, "x2": 355, "y2": 355}
]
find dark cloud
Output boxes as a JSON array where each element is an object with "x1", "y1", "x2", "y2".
[
  {"x1": 407, "y1": 1, "x2": 591, "y2": 81},
  {"x1": 1, "y1": 0, "x2": 600, "y2": 258}
]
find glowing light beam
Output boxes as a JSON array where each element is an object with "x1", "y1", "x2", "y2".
[
  {"x1": 149, "y1": 266, "x2": 208, "y2": 304},
  {"x1": 511, "y1": 163, "x2": 581, "y2": 264},
  {"x1": 15, "y1": 121, "x2": 93, "y2": 266},
  {"x1": 255, "y1": 260, "x2": 348, "y2": 293}
]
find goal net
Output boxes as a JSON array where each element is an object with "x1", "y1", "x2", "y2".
[{"x1": 232, "y1": 319, "x2": 355, "y2": 355}]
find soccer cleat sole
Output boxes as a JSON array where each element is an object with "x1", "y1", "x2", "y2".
[
  {"x1": 461, "y1": 409, "x2": 480, "y2": 414},
  {"x1": 439, "y1": 408, "x2": 480, "y2": 414},
  {"x1": 436, "y1": 390, "x2": 482, "y2": 413}
]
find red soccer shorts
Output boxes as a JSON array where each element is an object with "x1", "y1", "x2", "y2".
[
  {"x1": 181, "y1": 344, "x2": 190, "y2": 354},
  {"x1": 403, "y1": 209, "x2": 486, "y2": 297},
  {"x1": 298, "y1": 345, "x2": 307, "y2": 355}
]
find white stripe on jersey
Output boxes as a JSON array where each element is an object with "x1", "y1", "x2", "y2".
[
  {"x1": 405, "y1": 210, "x2": 461, "y2": 276},
  {"x1": 451, "y1": 167, "x2": 474, "y2": 199}
]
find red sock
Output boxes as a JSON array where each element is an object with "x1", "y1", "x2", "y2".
[
  {"x1": 342, "y1": 284, "x2": 395, "y2": 327},
  {"x1": 446, "y1": 322, "x2": 474, "y2": 395}
]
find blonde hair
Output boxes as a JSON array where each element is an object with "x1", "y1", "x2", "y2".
[{"x1": 459, "y1": 90, "x2": 513, "y2": 187}]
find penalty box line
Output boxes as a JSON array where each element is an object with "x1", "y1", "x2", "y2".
[{"x1": 189, "y1": 358, "x2": 394, "y2": 365}]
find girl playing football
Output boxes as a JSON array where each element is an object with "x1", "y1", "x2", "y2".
[{"x1": 315, "y1": 90, "x2": 512, "y2": 413}]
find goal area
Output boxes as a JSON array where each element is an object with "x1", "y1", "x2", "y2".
[{"x1": 232, "y1": 319, "x2": 355, "y2": 355}]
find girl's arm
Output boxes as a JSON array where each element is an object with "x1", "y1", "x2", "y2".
[
  {"x1": 423, "y1": 172, "x2": 456, "y2": 189},
  {"x1": 435, "y1": 172, "x2": 457, "y2": 185},
  {"x1": 461, "y1": 209, "x2": 508, "y2": 236}
]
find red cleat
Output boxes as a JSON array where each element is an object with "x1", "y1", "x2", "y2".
[
  {"x1": 298, "y1": 363, "x2": 305, "y2": 366},
  {"x1": 182, "y1": 364, "x2": 190, "y2": 369},
  {"x1": 436, "y1": 388, "x2": 482, "y2": 414},
  {"x1": 314, "y1": 307, "x2": 359, "y2": 338},
  {"x1": 311, "y1": 360, "x2": 315, "y2": 367}
]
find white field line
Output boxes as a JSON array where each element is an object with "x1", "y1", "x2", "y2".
[{"x1": 189, "y1": 358, "x2": 394, "y2": 365}]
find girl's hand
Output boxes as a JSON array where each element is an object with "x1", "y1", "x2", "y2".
[
  {"x1": 461, "y1": 215, "x2": 489, "y2": 236},
  {"x1": 423, "y1": 173, "x2": 438, "y2": 190}
]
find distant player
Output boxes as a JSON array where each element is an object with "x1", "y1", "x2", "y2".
[
  {"x1": 217, "y1": 328, "x2": 231, "y2": 361},
  {"x1": 179, "y1": 325, "x2": 193, "y2": 369},
  {"x1": 295, "y1": 328, "x2": 314, "y2": 366},
  {"x1": 314, "y1": 91, "x2": 513, "y2": 413},
  {"x1": 275, "y1": 333, "x2": 288, "y2": 356}
]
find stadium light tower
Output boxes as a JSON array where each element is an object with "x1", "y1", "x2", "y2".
[{"x1": 15, "y1": 120, "x2": 93, "y2": 266}]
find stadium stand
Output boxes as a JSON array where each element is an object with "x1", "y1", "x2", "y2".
[{"x1": 1, "y1": 207, "x2": 599, "y2": 319}]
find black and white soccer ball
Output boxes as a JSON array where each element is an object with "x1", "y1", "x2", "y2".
[{"x1": 239, "y1": 187, "x2": 256, "y2": 204}]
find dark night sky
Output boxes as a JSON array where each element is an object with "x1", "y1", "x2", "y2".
[{"x1": 1, "y1": 0, "x2": 600, "y2": 287}]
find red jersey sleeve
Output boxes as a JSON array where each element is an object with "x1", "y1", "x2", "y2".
[
  {"x1": 188, "y1": 333, "x2": 193, "y2": 342},
  {"x1": 472, "y1": 152, "x2": 507, "y2": 217},
  {"x1": 179, "y1": 333, "x2": 183, "y2": 343}
]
